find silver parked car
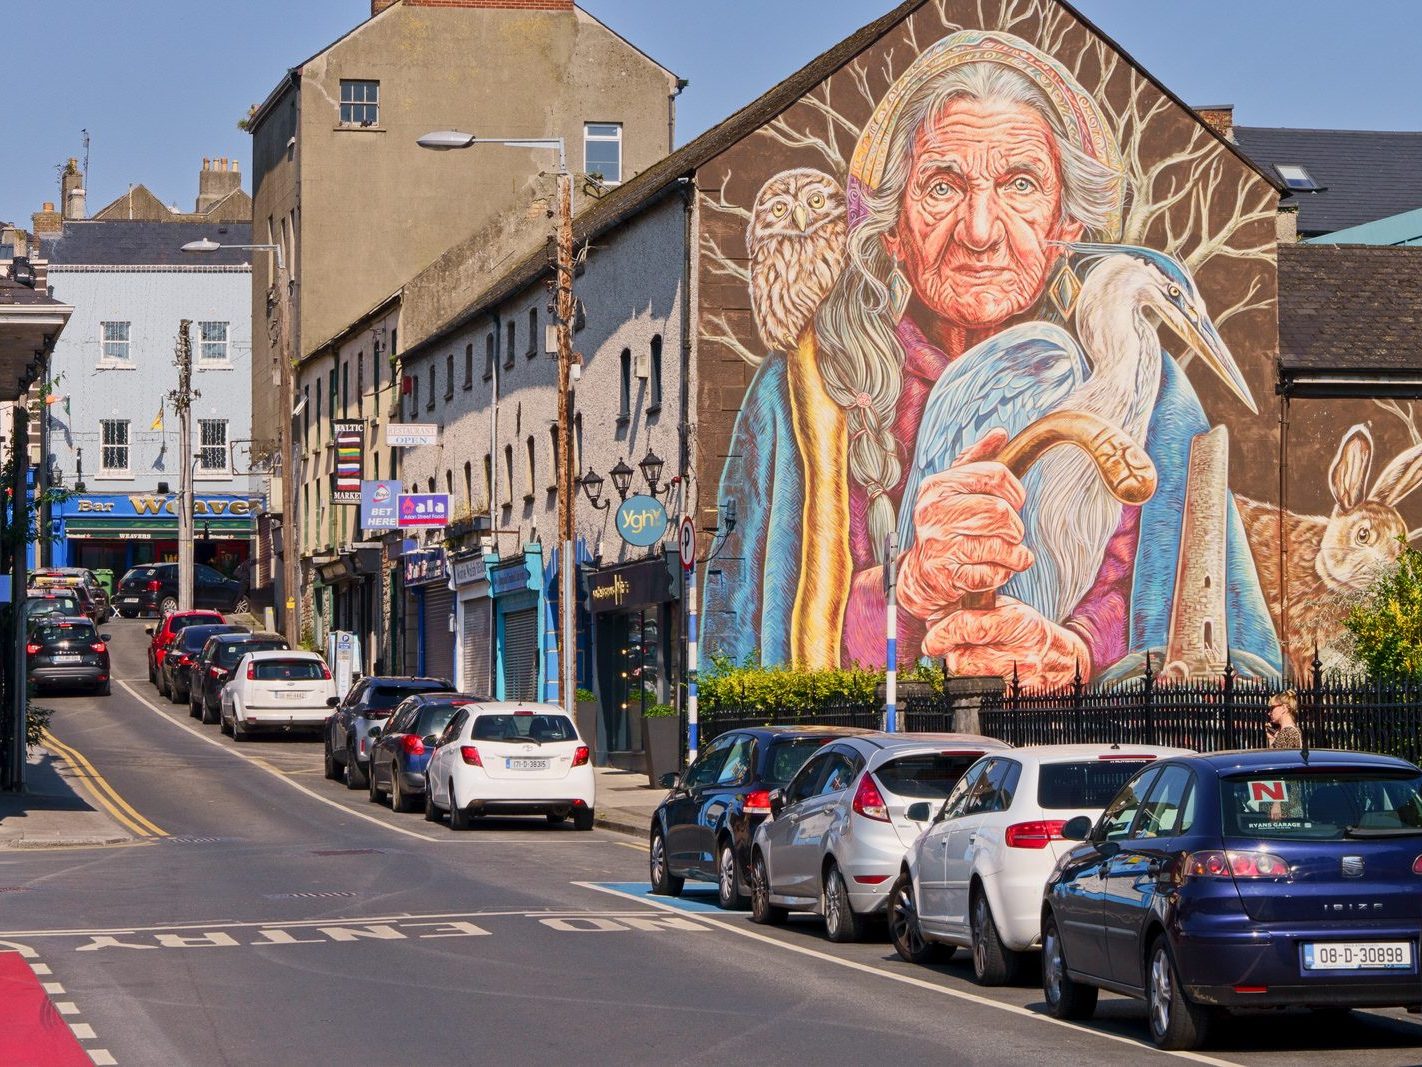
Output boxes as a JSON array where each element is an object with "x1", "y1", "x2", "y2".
[{"x1": 749, "y1": 732, "x2": 1009, "y2": 941}]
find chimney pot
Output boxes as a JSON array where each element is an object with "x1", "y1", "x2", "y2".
[{"x1": 42, "y1": 201, "x2": 54, "y2": 212}]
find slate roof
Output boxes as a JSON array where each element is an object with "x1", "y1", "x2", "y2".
[
  {"x1": 1236, "y1": 127, "x2": 1422, "y2": 237},
  {"x1": 41, "y1": 221, "x2": 254, "y2": 267},
  {"x1": 406, "y1": 0, "x2": 1263, "y2": 359},
  {"x1": 1278, "y1": 243, "x2": 1422, "y2": 381}
]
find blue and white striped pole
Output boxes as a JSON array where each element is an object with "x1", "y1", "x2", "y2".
[
  {"x1": 686, "y1": 560, "x2": 699, "y2": 762},
  {"x1": 884, "y1": 531, "x2": 898, "y2": 733}
]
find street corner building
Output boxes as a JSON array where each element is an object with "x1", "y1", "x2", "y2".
[{"x1": 683, "y1": 0, "x2": 1422, "y2": 689}]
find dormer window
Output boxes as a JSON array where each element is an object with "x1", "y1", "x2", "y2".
[{"x1": 1274, "y1": 164, "x2": 1323, "y2": 192}]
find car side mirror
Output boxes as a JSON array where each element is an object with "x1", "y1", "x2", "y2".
[
  {"x1": 1095, "y1": 841, "x2": 1122, "y2": 859},
  {"x1": 657, "y1": 771, "x2": 680, "y2": 789},
  {"x1": 367, "y1": 726, "x2": 381, "y2": 740},
  {"x1": 1060, "y1": 815, "x2": 1094, "y2": 841},
  {"x1": 326, "y1": 696, "x2": 339, "y2": 707},
  {"x1": 905, "y1": 801, "x2": 933, "y2": 823},
  {"x1": 422, "y1": 735, "x2": 438, "y2": 746},
  {"x1": 144, "y1": 626, "x2": 154, "y2": 635},
  {"x1": 99, "y1": 634, "x2": 112, "y2": 642},
  {"x1": 769, "y1": 789, "x2": 784, "y2": 817}
]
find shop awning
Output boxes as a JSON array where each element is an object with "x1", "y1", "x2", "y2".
[{"x1": 63, "y1": 517, "x2": 254, "y2": 540}]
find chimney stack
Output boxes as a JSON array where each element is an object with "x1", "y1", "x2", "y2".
[
  {"x1": 372, "y1": 0, "x2": 399, "y2": 14},
  {"x1": 32, "y1": 201, "x2": 62, "y2": 236},
  {"x1": 196, "y1": 156, "x2": 243, "y2": 214},
  {"x1": 60, "y1": 157, "x2": 86, "y2": 220},
  {"x1": 1194, "y1": 105, "x2": 1235, "y2": 144}
]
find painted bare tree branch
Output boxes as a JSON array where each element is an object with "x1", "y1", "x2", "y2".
[{"x1": 1375, "y1": 399, "x2": 1422, "y2": 447}]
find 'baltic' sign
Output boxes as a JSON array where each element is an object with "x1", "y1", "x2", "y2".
[
  {"x1": 615, "y1": 494, "x2": 667, "y2": 547},
  {"x1": 331, "y1": 421, "x2": 365, "y2": 505}
]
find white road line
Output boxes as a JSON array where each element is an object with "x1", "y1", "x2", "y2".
[
  {"x1": 55, "y1": 1000, "x2": 79, "y2": 1015},
  {"x1": 89, "y1": 1050, "x2": 117, "y2": 1066},
  {"x1": 0, "y1": 908, "x2": 664, "y2": 939},
  {"x1": 69, "y1": 1023, "x2": 95, "y2": 1039},
  {"x1": 30, "y1": 963, "x2": 51, "y2": 975},
  {"x1": 43, "y1": 981, "x2": 65, "y2": 994},
  {"x1": 577, "y1": 882, "x2": 1243, "y2": 1067}
]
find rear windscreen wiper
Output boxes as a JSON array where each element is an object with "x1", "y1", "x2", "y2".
[{"x1": 1344, "y1": 825, "x2": 1422, "y2": 838}]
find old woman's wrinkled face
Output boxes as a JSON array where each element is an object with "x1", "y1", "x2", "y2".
[{"x1": 885, "y1": 96, "x2": 1082, "y2": 329}]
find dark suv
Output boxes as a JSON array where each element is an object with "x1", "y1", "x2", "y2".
[
  {"x1": 650, "y1": 726, "x2": 869, "y2": 908},
  {"x1": 115, "y1": 563, "x2": 248, "y2": 618},
  {"x1": 189, "y1": 631, "x2": 289, "y2": 724},
  {"x1": 27, "y1": 616, "x2": 112, "y2": 695},
  {"x1": 324, "y1": 676, "x2": 453, "y2": 789}
]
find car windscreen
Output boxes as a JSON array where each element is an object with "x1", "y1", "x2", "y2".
[
  {"x1": 249, "y1": 659, "x2": 328, "y2": 681},
  {"x1": 217, "y1": 641, "x2": 286, "y2": 668},
  {"x1": 415, "y1": 703, "x2": 464, "y2": 738},
  {"x1": 875, "y1": 752, "x2": 984, "y2": 798},
  {"x1": 1221, "y1": 770, "x2": 1422, "y2": 840},
  {"x1": 1038, "y1": 760, "x2": 1154, "y2": 809},
  {"x1": 27, "y1": 598, "x2": 79, "y2": 616},
  {"x1": 33, "y1": 621, "x2": 96, "y2": 645},
  {"x1": 764, "y1": 737, "x2": 836, "y2": 787},
  {"x1": 366, "y1": 683, "x2": 447, "y2": 711},
  {"x1": 122, "y1": 567, "x2": 162, "y2": 584},
  {"x1": 472, "y1": 713, "x2": 576, "y2": 743}
]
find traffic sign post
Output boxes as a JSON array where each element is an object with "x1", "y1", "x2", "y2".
[
  {"x1": 883, "y1": 532, "x2": 898, "y2": 733},
  {"x1": 680, "y1": 517, "x2": 699, "y2": 762}
]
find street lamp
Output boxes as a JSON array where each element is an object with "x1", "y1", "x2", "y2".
[
  {"x1": 638, "y1": 449, "x2": 665, "y2": 497},
  {"x1": 580, "y1": 469, "x2": 609, "y2": 511},
  {"x1": 182, "y1": 237, "x2": 296, "y2": 643},
  {"x1": 418, "y1": 128, "x2": 577, "y2": 715}
]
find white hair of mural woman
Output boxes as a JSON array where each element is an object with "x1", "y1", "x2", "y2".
[{"x1": 814, "y1": 54, "x2": 1127, "y2": 559}]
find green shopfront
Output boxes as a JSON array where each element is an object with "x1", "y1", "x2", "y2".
[{"x1": 54, "y1": 492, "x2": 255, "y2": 576}]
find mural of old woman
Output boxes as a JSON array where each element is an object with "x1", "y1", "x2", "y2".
[{"x1": 706, "y1": 26, "x2": 1281, "y2": 686}]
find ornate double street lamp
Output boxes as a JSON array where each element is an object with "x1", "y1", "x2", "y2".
[{"x1": 581, "y1": 448, "x2": 665, "y2": 509}]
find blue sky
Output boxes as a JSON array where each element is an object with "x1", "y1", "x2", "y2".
[{"x1": 5, "y1": 0, "x2": 1420, "y2": 227}]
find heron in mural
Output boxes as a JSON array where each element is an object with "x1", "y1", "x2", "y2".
[{"x1": 899, "y1": 244, "x2": 1258, "y2": 625}]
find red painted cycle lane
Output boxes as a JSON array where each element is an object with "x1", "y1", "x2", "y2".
[{"x1": 0, "y1": 952, "x2": 92, "y2": 1067}]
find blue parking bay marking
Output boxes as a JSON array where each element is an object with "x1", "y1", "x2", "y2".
[{"x1": 593, "y1": 882, "x2": 725, "y2": 914}]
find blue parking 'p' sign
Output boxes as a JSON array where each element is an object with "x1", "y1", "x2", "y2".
[{"x1": 616, "y1": 495, "x2": 667, "y2": 547}]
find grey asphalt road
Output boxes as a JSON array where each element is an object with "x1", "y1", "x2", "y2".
[{"x1": 3, "y1": 618, "x2": 1419, "y2": 1066}]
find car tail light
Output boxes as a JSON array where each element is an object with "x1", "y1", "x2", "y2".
[
  {"x1": 210, "y1": 667, "x2": 223, "y2": 677},
  {"x1": 146, "y1": 579, "x2": 161, "y2": 592},
  {"x1": 25, "y1": 643, "x2": 40, "y2": 656},
  {"x1": 459, "y1": 745, "x2": 482, "y2": 766},
  {"x1": 743, "y1": 789, "x2": 773, "y2": 815},
  {"x1": 514, "y1": 709, "x2": 533, "y2": 717},
  {"x1": 90, "y1": 642, "x2": 107, "y2": 653},
  {"x1": 852, "y1": 774, "x2": 889, "y2": 822},
  {"x1": 1099, "y1": 754, "x2": 1157, "y2": 761},
  {"x1": 1005, "y1": 820, "x2": 1067, "y2": 849},
  {"x1": 571, "y1": 745, "x2": 590, "y2": 767},
  {"x1": 246, "y1": 662, "x2": 257, "y2": 680},
  {"x1": 1413, "y1": 854, "x2": 1422, "y2": 876},
  {"x1": 401, "y1": 734, "x2": 426, "y2": 756},
  {"x1": 1185, "y1": 850, "x2": 1291, "y2": 880},
  {"x1": 319, "y1": 663, "x2": 332, "y2": 680},
  {"x1": 175, "y1": 654, "x2": 191, "y2": 666}
]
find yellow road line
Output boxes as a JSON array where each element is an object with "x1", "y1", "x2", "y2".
[{"x1": 41, "y1": 730, "x2": 167, "y2": 838}]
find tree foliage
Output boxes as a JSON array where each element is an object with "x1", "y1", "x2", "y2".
[{"x1": 1345, "y1": 543, "x2": 1422, "y2": 680}]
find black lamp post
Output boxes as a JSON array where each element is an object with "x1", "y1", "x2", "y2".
[
  {"x1": 580, "y1": 469, "x2": 609, "y2": 510},
  {"x1": 638, "y1": 448, "x2": 665, "y2": 497},
  {"x1": 609, "y1": 458, "x2": 634, "y2": 502}
]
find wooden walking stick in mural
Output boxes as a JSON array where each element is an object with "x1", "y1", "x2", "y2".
[{"x1": 958, "y1": 411, "x2": 1158, "y2": 612}]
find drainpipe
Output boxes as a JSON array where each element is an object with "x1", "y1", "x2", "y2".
[{"x1": 668, "y1": 78, "x2": 688, "y2": 155}]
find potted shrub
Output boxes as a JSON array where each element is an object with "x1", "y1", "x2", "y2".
[
  {"x1": 574, "y1": 687, "x2": 600, "y2": 764},
  {"x1": 641, "y1": 703, "x2": 680, "y2": 787}
]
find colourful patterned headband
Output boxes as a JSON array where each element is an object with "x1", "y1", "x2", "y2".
[{"x1": 849, "y1": 29, "x2": 1124, "y2": 235}]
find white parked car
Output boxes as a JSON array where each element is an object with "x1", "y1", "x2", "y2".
[
  {"x1": 749, "y1": 733, "x2": 1009, "y2": 942},
  {"x1": 889, "y1": 744, "x2": 1190, "y2": 984},
  {"x1": 423, "y1": 702, "x2": 595, "y2": 831},
  {"x1": 220, "y1": 650, "x2": 338, "y2": 742}
]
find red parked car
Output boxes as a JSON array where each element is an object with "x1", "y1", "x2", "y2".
[{"x1": 147, "y1": 610, "x2": 224, "y2": 694}]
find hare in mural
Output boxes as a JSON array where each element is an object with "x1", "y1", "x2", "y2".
[{"x1": 1236, "y1": 424, "x2": 1422, "y2": 678}]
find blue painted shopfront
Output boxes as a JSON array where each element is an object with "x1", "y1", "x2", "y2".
[
  {"x1": 50, "y1": 491, "x2": 256, "y2": 574},
  {"x1": 488, "y1": 547, "x2": 548, "y2": 703}
]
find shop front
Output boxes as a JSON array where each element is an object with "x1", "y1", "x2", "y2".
[
  {"x1": 452, "y1": 552, "x2": 493, "y2": 697},
  {"x1": 587, "y1": 555, "x2": 677, "y2": 763},
  {"x1": 54, "y1": 492, "x2": 254, "y2": 578},
  {"x1": 403, "y1": 546, "x2": 455, "y2": 682},
  {"x1": 488, "y1": 548, "x2": 545, "y2": 702},
  {"x1": 315, "y1": 544, "x2": 384, "y2": 675}
]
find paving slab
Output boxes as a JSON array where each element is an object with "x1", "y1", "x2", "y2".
[
  {"x1": 0, "y1": 747, "x2": 134, "y2": 849},
  {"x1": 593, "y1": 766, "x2": 663, "y2": 839}
]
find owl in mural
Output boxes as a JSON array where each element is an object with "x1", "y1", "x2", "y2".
[{"x1": 747, "y1": 168, "x2": 848, "y2": 353}]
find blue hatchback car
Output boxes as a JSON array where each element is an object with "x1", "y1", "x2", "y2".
[
  {"x1": 365, "y1": 693, "x2": 474, "y2": 813},
  {"x1": 1041, "y1": 750, "x2": 1422, "y2": 1050}
]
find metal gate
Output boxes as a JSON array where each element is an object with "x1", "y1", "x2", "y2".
[
  {"x1": 502, "y1": 607, "x2": 539, "y2": 702},
  {"x1": 422, "y1": 586, "x2": 456, "y2": 683},
  {"x1": 461, "y1": 597, "x2": 492, "y2": 697}
]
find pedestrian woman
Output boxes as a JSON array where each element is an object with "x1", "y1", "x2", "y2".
[{"x1": 1266, "y1": 690, "x2": 1302, "y2": 750}]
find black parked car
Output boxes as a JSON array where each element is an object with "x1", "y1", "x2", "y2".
[
  {"x1": 27, "y1": 616, "x2": 112, "y2": 695},
  {"x1": 160, "y1": 623, "x2": 248, "y2": 705},
  {"x1": 188, "y1": 631, "x2": 289, "y2": 724},
  {"x1": 366, "y1": 693, "x2": 474, "y2": 812},
  {"x1": 114, "y1": 562, "x2": 249, "y2": 618},
  {"x1": 649, "y1": 726, "x2": 869, "y2": 908},
  {"x1": 324, "y1": 676, "x2": 453, "y2": 789}
]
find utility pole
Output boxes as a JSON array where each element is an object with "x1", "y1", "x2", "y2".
[
  {"x1": 37, "y1": 361, "x2": 51, "y2": 567},
  {"x1": 273, "y1": 259, "x2": 299, "y2": 646},
  {"x1": 170, "y1": 321, "x2": 196, "y2": 611},
  {"x1": 555, "y1": 167, "x2": 576, "y2": 716},
  {"x1": 5, "y1": 405, "x2": 29, "y2": 792}
]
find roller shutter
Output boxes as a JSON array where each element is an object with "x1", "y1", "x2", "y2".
[
  {"x1": 422, "y1": 586, "x2": 456, "y2": 683},
  {"x1": 461, "y1": 598, "x2": 493, "y2": 698},
  {"x1": 502, "y1": 608, "x2": 539, "y2": 702}
]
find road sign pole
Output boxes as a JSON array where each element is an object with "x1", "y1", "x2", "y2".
[
  {"x1": 884, "y1": 532, "x2": 898, "y2": 733},
  {"x1": 679, "y1": 516, "x2": 697, "y2": 763}
]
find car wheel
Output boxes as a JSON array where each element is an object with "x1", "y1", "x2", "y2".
[
  {"x1": 167, "y1": 679, "x2": 184, "y2": 705},
  {"x1": 391, "y1": 769, "x2": 417, "y2": 813},
  {"x1": 423, "y1": 778, "x2": 440, "y2": 822},
  {"x1": 448, "y1": 780, "x2": 473, "y2": 830},
  {"x1": 232, "y1": 716, "x2": 249, "y2": 742},
  {"x1": 188, "y1": 691, "x2": 201, "y2": 718},
  {"x1": 98, "y1": 681, "x2": 112, "y2": 697},
  {"x1": 572, "y1": 808, "x2": 594, "y2": 832},
  {"x1": 970, "y1": 887, "x2": 1021, "y2": 986},
  {"x1": 323, "y1": 742, "x2": 341, "y2": 781},
  {"x1": 158, "y1": 596, "x2": 179, "y2": 616},
  {"x1": 822, "y1": 863, "x2": 864, "y2": 944},
  {"x1": 1148, "y1": 936, "x2": 1214, "y2": 1050},
  {"x1": 220, "y1": 706, "x2": 232, "y2": 736},
  {"x1": 749, "y1": 851, "x2": 786, "y2": 925},
  {"x1": 156, "y1": 671, "x2": 169, "y2": 699},
  {"x1": 368, "y1": 763, "x2": 386, "y2": 805},
  {"x1": 201, "y1": 699, "x2": 219, "y2": 726},
  {"x1": 717, "y1": 839, "x2": 746, "y2": 910},
  {"x1": 147, "y1": 656, "x2": 156, "y2": 683},
  {"x1": 232, "y1": 595, "x2": 250, "y2": 614},
  {"x1": 1042, "y1": 912, "x2": 1098, "y2": 1020},
  {"x1": 344, "y1": 747, "x2": 368, "y2": 790},
  {"x1": 648, "y1": 829, "x2": 683, "y2": 896},
  {"x1": 889, "y1": 871, "x2": 947, "y2": 965}
]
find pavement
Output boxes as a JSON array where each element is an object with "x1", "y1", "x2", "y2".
[
  {"x1": 0, "y1": 744, "x2": 134, "y2": 850},
  {"x1": 592, "y1": 766, "x2": 660, "y2": 839}
]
